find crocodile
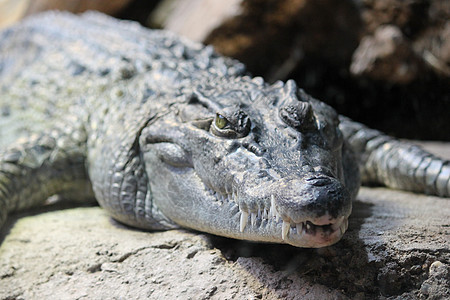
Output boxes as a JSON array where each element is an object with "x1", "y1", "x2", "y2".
[{"x1": 0, "y1": 11, "x2": 448, "y2": 248}]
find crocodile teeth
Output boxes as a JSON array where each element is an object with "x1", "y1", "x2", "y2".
[
  {"x1": 240, "y1": 211, "x2": 249, "y2": 232},
  {"x1": 263, "y1": 209, "x2": 268, "y2": 220},
  {"x1": 282, "y1": 221, "x2": 290, "y2": 240},
  {"x1": 339, "y1": 221, "x2": 346, "y2": 235},
  {"x1": 343, "y1": 218, "x2": 349, "y2": 231},
  {"x1": 306, "y1": 222, "x2": 312, "y2": 231},
  {"x1": 296, "y1": 223, "x2": 304, "y2": 235},
  {"x1": 269, "y1": 195, "x2": 275, "y2": 218},
  {"x1": 270, "y1": 195, "x2": 281, "y2": 222},
  {"x1": 251, "y1": 212, "x2": 257, "y2": 226}
]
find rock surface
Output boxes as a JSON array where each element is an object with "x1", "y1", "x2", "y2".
[{"x1": 1, "y1": 142, "x2": 449, "y2": 299}]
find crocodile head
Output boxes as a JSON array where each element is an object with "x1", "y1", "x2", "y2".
[{"x1": 141, "y1": 79, "x2": 353, "y2": 248}]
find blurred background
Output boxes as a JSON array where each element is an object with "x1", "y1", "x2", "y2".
[{"x1": 1, "y1": 0, "x2": 449, "y2": 140}]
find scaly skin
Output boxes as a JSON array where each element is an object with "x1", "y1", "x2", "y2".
[{"x1": 0, "y1": 12, "x2": 448, "y2": 248}]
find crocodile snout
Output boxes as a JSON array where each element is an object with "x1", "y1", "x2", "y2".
[
  {"x1": 267, "y1": 175, "x2": 351, "y2": 247},
  {"x1": 274, "y1": 175, "x2": 351, "y2": 223},
  {"x1": 233, "y1": 173, "x2": 352, "y2": 247}
]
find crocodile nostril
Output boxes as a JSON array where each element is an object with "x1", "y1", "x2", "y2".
[
  {"x1": 313, "y1": 166, "x2": 335, "y2": 178},
  {"x1": 306, "y1": 176, "x2": 333, "y2": 187}
]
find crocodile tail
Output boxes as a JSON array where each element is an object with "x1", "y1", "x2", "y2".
[{"x1": 339, "y1": 116, "x2": 450, "y2": 197}]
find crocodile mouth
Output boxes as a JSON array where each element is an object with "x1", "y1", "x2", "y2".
[
  {"x1": 237, "y1": 198, "x2": 349, "y2": 248},
  {"x1": 273, "y1": 216, "x2": 349, "y2": 247},
  {"x1": 206, "y1": 188, "x2": 350, "y2": 248}
]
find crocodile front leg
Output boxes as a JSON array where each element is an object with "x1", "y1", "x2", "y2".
[
  {"x1": 340, "y1": 116, "x2": 450, "y2": 197},
  {"x1": 0, "y1": 131, "x2": 94, "y2": 228}
]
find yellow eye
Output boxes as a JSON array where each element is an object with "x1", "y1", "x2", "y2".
[{"x1": 215, "y1": 114, "x2": 228, "y2": 129}]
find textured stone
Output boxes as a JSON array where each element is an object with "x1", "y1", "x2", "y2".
[{"x1": 350, "y1": 25, "x2": 422, "y2": 84}]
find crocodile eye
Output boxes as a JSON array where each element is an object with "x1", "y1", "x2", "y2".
[
  {"x1": 215, "y1": 114, "x2": 228, "y2": 129},
  {"x1": 211, "y1": 111, "x2": 250, "y2": 139}
]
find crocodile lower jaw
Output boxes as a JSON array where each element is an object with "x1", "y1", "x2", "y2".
[
  {"x1": 239, "y1": 209, "x2": 349, "y2": 248},
  {"x1": 282, "y1": 217, "x2": 349, "y2": 248}
]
